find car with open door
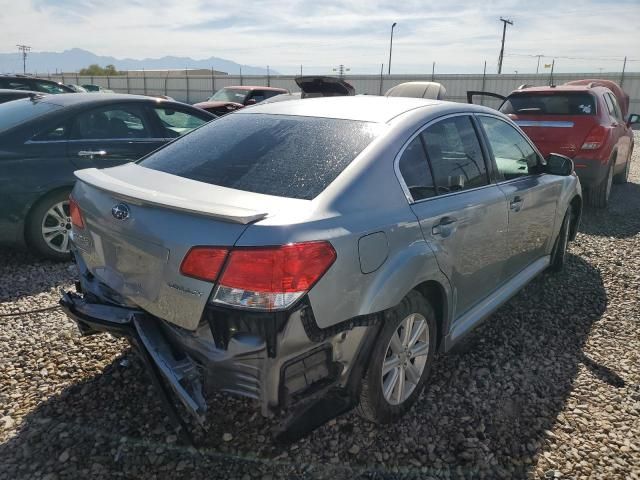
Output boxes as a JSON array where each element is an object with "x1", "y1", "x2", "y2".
[
  {"x1": 468, "y1": 80, "x2": 638, "y2": 207},
  {"x1": 60, "y1": 96, "x2": 581, "y2": 441},
  {"x1": 0, "y1": 93, "x2": 215, "y2": 260},
  {"x1": 260, "y1": 76, "x2": 356, "y2": 104}
]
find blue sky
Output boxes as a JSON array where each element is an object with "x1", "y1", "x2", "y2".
[{"x1": 1, "y1": 0, "x2": 638, "y2": 74}]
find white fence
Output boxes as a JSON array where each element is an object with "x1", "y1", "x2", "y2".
[{"x1": 47, "y1": 72, "x2": 640, "y2": 111}]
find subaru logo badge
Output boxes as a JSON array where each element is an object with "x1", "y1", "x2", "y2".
[{"x1": 111, "y1": 203, "x2": 130, "y2": 220}]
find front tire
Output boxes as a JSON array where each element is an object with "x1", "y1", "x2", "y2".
[
  {"x1": 357, "y1": 290, "x2": 437, "y2": 424},
  {"x1": 587, "y1": 161, "x2": 613, "y2": 208},
  {"x1": 26, "y1": 189, "x2": 73, "y2": 261},
  {"x1": 613, "y1": 151, "x2": 631, "y2": 184}
]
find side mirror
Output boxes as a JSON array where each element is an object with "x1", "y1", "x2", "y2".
[
  {"x1": 545, "y1": 153, "x2": 574, "y2": 176},
  {"x1": 627, "y1": 113, "x2": 640, "y2": 126},
  {"x1": 245, "y1": 98, "x2": 257, "y2": 105}
]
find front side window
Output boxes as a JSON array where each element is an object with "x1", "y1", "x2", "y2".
[
  {"x1": 153, "y1": 107, "x2": 209, "y2": 137},
  {"x1": 605, "y1": 93, "x2": 623, "y2": 122},
  {"x1": 70, "y1": 105, "x2": 152, "y2": 140},
  {"x1": 479, "y1": 116, "x2": 539, "y2": 180},
  {"x1": 398, "y1": 136, "x2": 436, "y2": 201},
  {"x1": 421, "y1": 116, "x2": 488, "y2": 193},
  {"x1": 140, "y1": 113, "x2": 384, "y2": 200}
]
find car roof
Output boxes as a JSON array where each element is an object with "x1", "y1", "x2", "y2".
[
  {"x1": 36, "y1": 92, "x2": 183, "y2": 107},
  {"x1": 223, "y1": 85, "x2": 288, "y2": 92},
  {"x1": 237, "y1": 95, "x2": 445, "y2": 123}
]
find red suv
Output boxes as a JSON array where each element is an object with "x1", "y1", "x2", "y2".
[
  {"x1": 470, "y1": 80, "x2": 639, "y2": 207},
  {"x1": 193, "y1": 86, "x2": 289, "y2": 116}
]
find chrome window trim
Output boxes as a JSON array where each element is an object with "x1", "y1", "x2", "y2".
[
  {"x1": 393, "y1": 112, "x2": 492, "y2": 205},
  {"x1": 25, "y1": 137, "x2": 166, "y2": 145}
]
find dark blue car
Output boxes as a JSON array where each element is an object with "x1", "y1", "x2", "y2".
[{"x1": 0, "y1": 93, "x2": 215, "y2": 260}]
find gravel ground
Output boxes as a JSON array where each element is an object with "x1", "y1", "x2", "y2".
[{"x1": 1, "y1": 134, "x2": 639, "y2": 479}]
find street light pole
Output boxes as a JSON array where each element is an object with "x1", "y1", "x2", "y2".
[{"x1": 388, "y1": 22, "x2": 397, "y2": 75}]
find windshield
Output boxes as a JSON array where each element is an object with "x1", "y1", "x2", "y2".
[
  {"x1": 0, "y1": 98, "x2": 61, "y2": 133},
  {"x1": 500, "y1": 93, "x2": 596, "y2": 115},
  {"x1": 139, "y1": 113, "x2": 385, "y2": 199},
  {"x1": 208, "y1": 88, "x2": 249, "y2": 103}
]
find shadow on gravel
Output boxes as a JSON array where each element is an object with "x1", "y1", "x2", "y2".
[
  {"x1": 0, "y1": 247, "x2": 74, "y2": 303},
  {"x1": 0, "y1": 254, "x2": 609, "y2": 480},
  {"x1": 580, "y1": 180, "x2": 640, "y2": 238}
]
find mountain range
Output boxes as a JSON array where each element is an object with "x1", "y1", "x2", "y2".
[{"x1": 0, "y1": 48, "x2": 273, "y2": 75}]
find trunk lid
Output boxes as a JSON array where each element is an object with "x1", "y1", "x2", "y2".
[
  {"x1": 510, "y1": 114, "x2": 597, "y2": 158},
  {"x1": 71, "y1": 163, "x2": 299, "y2": 330}
]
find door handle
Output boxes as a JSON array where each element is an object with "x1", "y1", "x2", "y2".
[
  {"x1": 432, "y1": 216, "x2": 457, "y2": 236},
  {"x1": 77, "y1": 150, "x2": 107, "y2": 158},
  {"x1": 510, "y1": 196, "x2": 524, "y2": 212}
]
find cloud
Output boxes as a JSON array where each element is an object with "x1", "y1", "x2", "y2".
[{"x1": 0, "y1": 0, "x2": 637, "y2": 73}]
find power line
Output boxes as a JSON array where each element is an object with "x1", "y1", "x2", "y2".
[
  {"x1": 16, "y1": 44, "x2": 31, "y2": 74},
  {"x1": 505, "y1": 53, "x2": 639, "y2": 62}
]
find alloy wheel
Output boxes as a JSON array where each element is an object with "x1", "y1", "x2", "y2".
[
  {"x1": 41, "y1": 200, "x2": 72, "y2": 253},
  {"x1": 381, "y1": 312, "x2": 430, "y2": 405}
]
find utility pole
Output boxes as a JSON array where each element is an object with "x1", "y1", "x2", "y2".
[
  {"x1": 332, "y1": 64, "x2": 350, "y2": 79},
  {"x1": 16, "y1": 44, "x2": 31, "y2": 74},
  {"x1": 535, "y1": 54, "x2": 543, "y2": 74},
  {"x1": 388, "y1": 22, "x2": 397, "y2": 75},
  {"x1": 497, "y1": 17, "x2": 513, "y2": 74},
  {"x1": 621, "y1": 56, "x2": 627, "y2": 88},
  {"x1": 300, "y1": 64, "x2": 303, "y2": 76},
  {"x1": 267, "y1": 65, "x2": 270, "y2": 86}
]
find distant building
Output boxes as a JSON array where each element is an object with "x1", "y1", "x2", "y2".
[{"x1": 124, "y1": 69, "x2": 228, "y2": 77}]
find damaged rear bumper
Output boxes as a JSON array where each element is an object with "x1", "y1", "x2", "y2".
[
  {"x1": 60, "y1": 291, "x2": 208, "y2": 424},
  {"x1": 60, "y1": 278, "x2": 380, "y2": 440}
]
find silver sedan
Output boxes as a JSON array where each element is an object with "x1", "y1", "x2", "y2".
[{"x1": 61, "y1": 96, "x2": 582, "y2": 439}]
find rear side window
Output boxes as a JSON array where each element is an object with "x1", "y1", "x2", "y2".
[
  {"x1": 0, "y1": 99, "x2": 61, "y2": 133},
  {"x1": 500, "y1": 93, "x2": 596, "y2": 115},
  {"x1": 398, "y1": 136, "x2": 436, "y2": 201},
  {"x1": 421, "y1": 116, "x2": 488, "y2": 193},
  {"x1": 140, "y1": 113, "x2": 384, "y2": 200}
]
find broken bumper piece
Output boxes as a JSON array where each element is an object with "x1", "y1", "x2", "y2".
[{"x1": 60, "y1": 291, "x2": 207, "y2": 425}]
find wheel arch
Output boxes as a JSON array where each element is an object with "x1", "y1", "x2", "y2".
[{"x1": 413, "y1": 280, "x2": 449, "y2": 352}]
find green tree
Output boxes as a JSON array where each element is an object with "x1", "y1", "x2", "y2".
[{"x1": 79, "y1": 64, "x2": 121, "y2": 76}]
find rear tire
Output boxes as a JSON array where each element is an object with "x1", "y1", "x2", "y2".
[
  {"x1": 549, "y1": 208, "x2": 571, "y2": 273},
  {"x1": 356, "y1": 290, "x2": 437, "y2": 424},
  {"x1": 587, "y1": 161, "x2": 613, "y2": 208},
  {"x1": 25, "y1": 189, "x2": 73, "y2": 261}
]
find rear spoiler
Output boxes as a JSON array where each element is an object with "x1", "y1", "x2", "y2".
[{"x1": 74, "y1": 167, "x2": 268, "y2": 224}]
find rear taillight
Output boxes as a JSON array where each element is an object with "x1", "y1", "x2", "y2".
[
  {"x1": 180, "y1": 247, "x2": 229, "y2": 282},
  {"x1": 69, "y1": 196, "x2": 84, "y2": 229},
  {"x1": 211, "y1": 241, "x2": 336, "y2": 311},
  {"x1": 581, "y1": 125, "x2": 607, "y2": 150}
]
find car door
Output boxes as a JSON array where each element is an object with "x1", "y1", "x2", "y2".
[
  {"x1": 67, "y1": 103, "x2": 166, "y2": 169},
  {"x1": 476, "y1": 114, "x2": 560, "y2": 280},
  {"x1": 467, "y1": 91, "x2": 507, "y2": 110},
  {"x1": 398, "y1": 114, "x2": 510, "y2": 318}
]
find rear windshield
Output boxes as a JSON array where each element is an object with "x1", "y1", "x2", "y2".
[
  {"x1": 139, "y1": 113, "x2": 383, "y2": 200},
  {"x1": 500, "y1": 93, "x2": 596, "y2": 115},
  {"x1": 0, "y1": 98, "x2": 61, "y2": 132}
]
